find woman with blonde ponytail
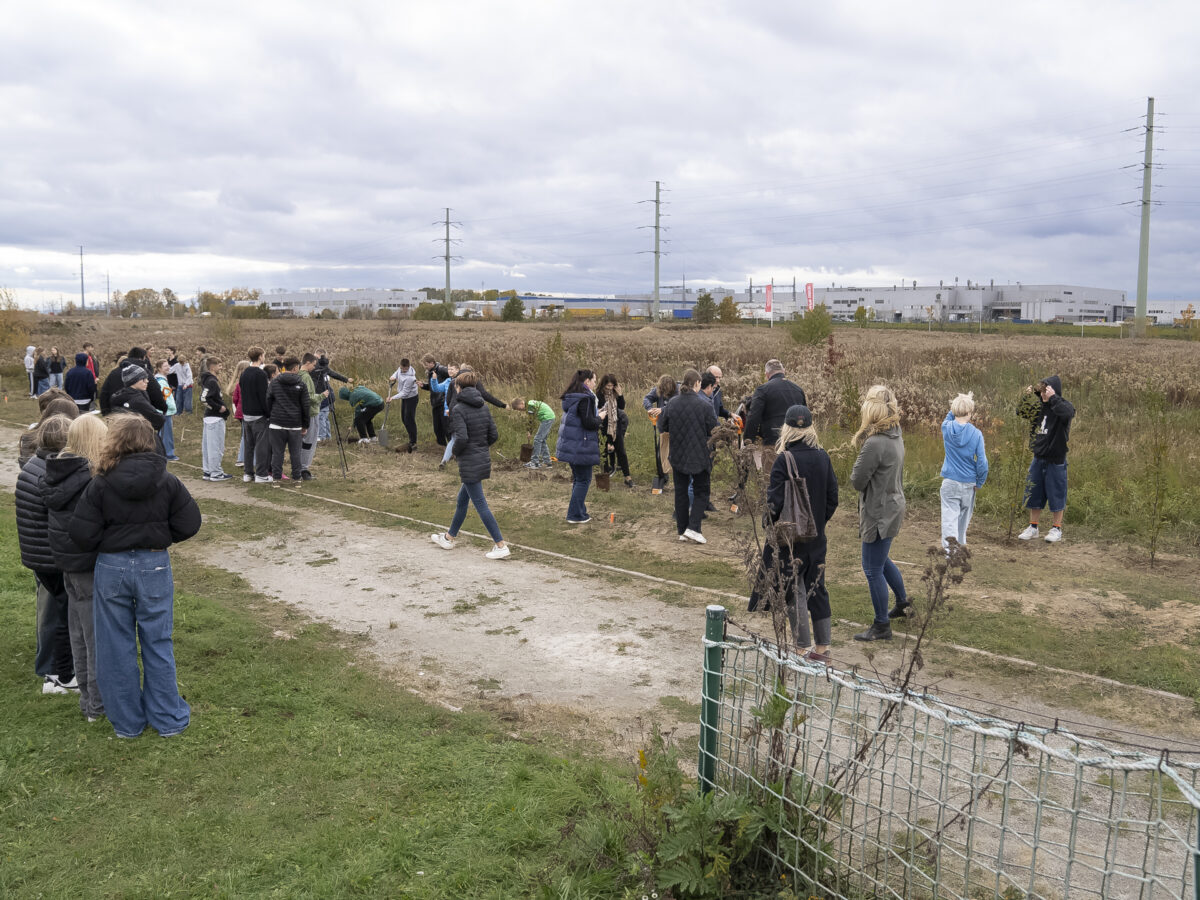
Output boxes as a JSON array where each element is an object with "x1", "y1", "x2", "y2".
[{"x1": 850, "y1": 385, "x2": 909, "y2": 641}]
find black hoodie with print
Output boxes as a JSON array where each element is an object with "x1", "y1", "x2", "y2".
[{"x1": 1018, "y1": 374, "x2": 1075, "y2": 464}]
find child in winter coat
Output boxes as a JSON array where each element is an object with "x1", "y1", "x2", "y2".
[
  {"x1": 69, "y1": 415, "x2": 202, "y2": 738},
  {"x1": 266, "y1": 357, "x2": 310, "y2": 481},
  {"x1": 199, "y1": 356, "x2": 232, "y2": 481},
  {"x1": 430, "y1": 371, "x2": 510, "y2": 559},
  {"x1": 43, "y1": 414, "x2": 109, "y2": 720},
  {"x1": 15, "y1": 414, "x2": 76, "y2": 694}
]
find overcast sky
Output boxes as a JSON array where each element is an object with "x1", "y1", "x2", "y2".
[{"x1": 3, "y1": 1, "x2": 1199, "y2": 308}]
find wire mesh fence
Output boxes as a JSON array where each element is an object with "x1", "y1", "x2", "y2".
[{"x1": 699, "y1": 605, "x2": 1200, "y2": 899}]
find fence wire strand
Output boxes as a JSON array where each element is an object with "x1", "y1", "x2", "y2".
[{"x1": 700, "y1": 626, "x2": 1200, "y2": 900}]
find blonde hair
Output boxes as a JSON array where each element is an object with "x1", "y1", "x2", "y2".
[
  {"x1": 37, "y1": 414, "x2": 73, "y2": 453},
  {"x1": 950, "y1": 391, "x2": 975, "y2": 418},
  {"x1": 852, "y1": 384, "x2": 901, "y2": 448},
  {"x1": 64, "y1": 415, "x2": 109, "y2": 468},
  {"x1": 776, "y1": 422, "x2": 820, "y2": 452},
  {"x1": 96, "y1": 415, "x2": 157, "y2": 474},
  {"x1": 227, "y1": 359, "x2": 251, "y2": 396}
]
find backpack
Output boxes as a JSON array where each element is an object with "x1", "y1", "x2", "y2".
[{"x1": 773, "y1": 450, "x2": 818, "y2": 543}]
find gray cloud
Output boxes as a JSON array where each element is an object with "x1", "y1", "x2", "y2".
[{"x1": 2, "y1": 0, "x2": 1199, "y2": 307}]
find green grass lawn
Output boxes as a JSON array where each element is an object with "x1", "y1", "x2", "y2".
[{"x1": 0, "y1": 493, "x2": 647, "y2": 899}]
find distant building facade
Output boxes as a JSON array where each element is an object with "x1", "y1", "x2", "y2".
[
  {"x1": 236, "y1": 289, "x2": 428, "y2": 317},
  {"x1": 505, "y1": 282, "x2": 1136, "y2": 324}
]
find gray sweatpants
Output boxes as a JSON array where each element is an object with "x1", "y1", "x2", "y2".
[
  {"x1": 300, "y1": 435, "x2": 316, "y2": 473},
  {"x1": 202, "y1": 417, "x2": 227, "y2": 476},
  {"x1": 63, "y1": 570, "x2": 104, "y2": 719}
]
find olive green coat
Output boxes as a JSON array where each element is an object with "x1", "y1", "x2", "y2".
[{"x1": 850, "y1": 426, "x2": 906, "y2": 541}]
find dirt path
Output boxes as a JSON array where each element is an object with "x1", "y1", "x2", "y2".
[{"x1": 4, "y1": 422, "x2": 1199, "y2": 756}]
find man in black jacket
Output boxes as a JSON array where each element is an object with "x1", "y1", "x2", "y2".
[
  {"x1": 745, "y1": 359, "x2": 807, "y2": 446},
  {"x1": 265, "y1": 357, "x2": 310, "y2": 483},
  {"x1": 1017, "y1": 375, "x2": 1076, "y2": 543},
  {"x1": 239, "y1": 347, "x2": 271, "y2": 483},
  {"x1": 99, "y1": 347, "x2": 167, "y2": 415},
  {"x1": 311, "y1": 349, "x2": 348, "y2": 442},
  {"x1": 657, "y1": 369, "x2": 720, "y2": 544}
]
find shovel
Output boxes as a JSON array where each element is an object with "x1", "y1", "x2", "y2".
[
  {"x1": 519, "y1": 429, "x2": 533, "y2": 463},
  {"x1": 378, "y1": 393, "x2": 391, "y2": 448}
]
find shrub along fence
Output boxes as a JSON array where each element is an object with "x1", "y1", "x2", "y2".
[{"x1": 699, "y1": 605, "x2": 1200, "y2": 899}]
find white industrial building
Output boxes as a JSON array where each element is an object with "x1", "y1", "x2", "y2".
[
  {"x1": 508, "y1": 282, "x2": 1137, "y2": 323},
  {"x1": 237, "y1": 288, "x2": 428, "y2": 316}
]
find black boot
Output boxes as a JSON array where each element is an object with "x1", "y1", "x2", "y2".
[
  {"x1": 854, "y1": 621, "x2": 893, "y2": 642},
  {"x1": 888, "y1": 600, "x2": 911, "y2": 620}
]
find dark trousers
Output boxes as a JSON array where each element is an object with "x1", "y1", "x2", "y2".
[
  {"x1": 749, "y1": 538, "x2": 830, "y2": 615},
  {"x1": 605, "y1": 426, "x2": 631, "y2": 477},
  {"x1": 269, "y1": 427, "x2": 303, "y2": 479},
  {"x1": 34, "y1": 570, "x2": 73, "y2": 681},
  {"x1": 243, "y1": 418, "x2": 270, "y2": 478},
  {"x1": 431, "y1": 401, "x2": 447, "y2": 445},
  {"x1": 672, "y1": 468, "x2": 710, "y2": 534},
  {"x1": 401, "y1": 396, "x2": 419, "y2": 446},
  {"x1": 354, "y1": 402, "x2": 384, "y2": 439}
]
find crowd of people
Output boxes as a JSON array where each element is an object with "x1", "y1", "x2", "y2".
[{"x1": 14, "y1": 337, "x2": 1075, "y2": 728}]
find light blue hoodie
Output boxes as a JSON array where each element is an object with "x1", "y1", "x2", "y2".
[{"x1": 941, "y1": 411, "x2": 988, "y2": 488}]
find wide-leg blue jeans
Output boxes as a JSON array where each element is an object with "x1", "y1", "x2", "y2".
[{"x1": 93, "y1": 550, "x2": 190, "y2": 738}]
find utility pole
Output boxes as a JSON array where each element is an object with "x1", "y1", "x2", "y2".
[
  {"x1": 1134, "y1": 97, "x2": 1155, "y2": 338},
  {"x1": 79, "y1": 246, "x2": 85, "y2": 311},
  {"x1": 637, "y1": 182, "x2": 667, "y2": 320},
  {"x1": 653, "y1": 181, "x2": 661, "y2": 321},
  {"x1": 106, "y1": 272, "x2": 111, "y2": 316},
  {"x1": 436, "y1": 208, "x2": 461, "y2": 310}
]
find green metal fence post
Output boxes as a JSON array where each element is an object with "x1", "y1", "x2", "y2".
[{"x1": 699, "y1": 604, "x2": 725, "y2": 794}]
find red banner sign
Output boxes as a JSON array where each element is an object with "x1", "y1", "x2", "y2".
[
  {"x1": 764, "y1": 284, "x2": 773, "y2": 314},
  {"x1": 805, "y1": 282, "x2": 814, "y2": 311}
]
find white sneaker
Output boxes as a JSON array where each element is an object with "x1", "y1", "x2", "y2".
[
  {"x1": 1017, "y1": 525, "x2": 1039, "y2": 541},
  {"x1": 1044, "y1": 526, "x2": 1063, "y2": 543},
  {"x1": 254, "y1": 475, "x2": 273, "y2": 483},
  {"x1": 243, "y1": 474, "x2": 253, "y2": 483},
  {"x1": 431, "y1": 533, "x2": 455, "y2": 550},
  {"x1": 485, "y1": 544, "x2": 511, "y2": 560},
  {"x1": 42, "y1": 678, "x2": 70, "y2": 695},
  {"x1": 683, "y1": 529, "x2": 707, "y2": 544},
  {"x1": 678, "y1": 534, "x2": 688, "y2": 541}
]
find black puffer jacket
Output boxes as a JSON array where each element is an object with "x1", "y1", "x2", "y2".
[
  {"x1": 69, "y1": 453, "x2": 202, "y2": 553},
  {"x1": 15, "y1": 450, "x2": 55, "y2": 571},
  {"x1": 657, "y1": 389, "x2": 719, "y2": 474},
  {"x1": 266, "y1": 371, "x2": 311, "y2": 429},
  {"x1": 42, "y1": 453, "x2": 98, "y2": 573},
  {"x1": 449, "y1": 387, "x2": 498, "y2": 483},
  {"x1": 110, "y1": 386, "x2": 166, "y2": 431}
]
